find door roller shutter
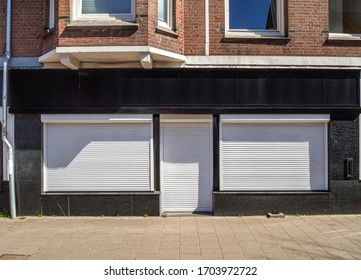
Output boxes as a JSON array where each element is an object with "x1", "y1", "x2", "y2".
[
  {"x1": 44, "y1": 123, "x2": 151, "y2": 192},
  {"x1": 221, "y1": 123, "x2": 326, "y2": 191},
  {"x1": 162, "y1": 123, "x2": 212, "y2": 212}
]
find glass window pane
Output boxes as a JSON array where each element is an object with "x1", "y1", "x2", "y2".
[
  {"x1": 158, "y1": 0, "x2": 168, "y2": 22},
  {"x1": 329, "y1": 0, "x2": 361, "y2": 34},
  {"x1": 82, "y1": 0, "x2": 131, "y2": 14},
  {"x1": 229, "y1": 0, "x2": 277, "y2": 30}
]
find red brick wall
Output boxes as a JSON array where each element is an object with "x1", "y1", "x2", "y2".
[
  {"x1": 57, "y1": 0, "x2": 148, "y2": 47},
  {"x1": 10, "y1": 0, "x2": 45, "y2": 57},
  {"x1": 148, "y1": 0, "x2": 184, "y2": 54},
  {"x1": 2, "y1": 0, "x2": 361, "y2": 58},
  {"x1": 43, "y1": 0, "x2": 58, "y2": 55},
  {"x1": 209, "y1": 0, "x2": 361, "y2": 56},
  {"x1": 184, "y1": 0, "x2": 205, "y2": 55}
]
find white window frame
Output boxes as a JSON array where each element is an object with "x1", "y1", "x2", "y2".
[
  {"x1": 328, "y1": 0, "x2": 361, "y2": 40},
  {"x1": 158, "y1": 0, "x2": 173, "y2": 29},
  {"x1": 225, "y1": 0, "x2": 285, "y2": 38},
  {"x1": 219, "y1": 114, "x2": 329, "y2": 191},
  {"x1": 41, "y1": 114, "x2": 154, "y2": 193},
  {"x1": 72, "y1": 0, "x2": 136, "y2": 22}
]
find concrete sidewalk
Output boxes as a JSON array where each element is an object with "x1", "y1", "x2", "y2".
[{"x1": 0, "y1": 215, "x2": 361, "y2": 260}]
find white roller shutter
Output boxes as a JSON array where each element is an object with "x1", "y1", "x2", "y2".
[
  {"x1": 220, "y1": 117, "x2": 328, "y2": 191},
  {"x1": 43, "y1": 118, "x2": 152, "y2": 192},
  {"x1": 161, "y1": 122, "x2": 212, "y2": 212}
]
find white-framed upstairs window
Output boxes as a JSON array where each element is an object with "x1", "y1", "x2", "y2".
[
  {"x1": 72, "y1": 0, "x2": 136, "y2": 22},
  {"x1": 158, "y1": 0, "x2": 173, "y2": 29},
  {"x1": 225, "y1": 0, "x2": 284, "y2": 38},
  {"x1": 329, "y1": 0, "x2": 361, "y2": 40}
]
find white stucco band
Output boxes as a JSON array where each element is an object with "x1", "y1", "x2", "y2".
[
  {"x1": 185, "y1": 56, "x2": 361, "y2": 69},
  {"x1": 38, "y1": 46, "x2": 186, "y2": 69},
  {"x1": 37, "y1": 50, "x2": 361, "y2": 69}
]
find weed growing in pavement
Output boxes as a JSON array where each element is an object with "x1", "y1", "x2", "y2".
[{"x1": 0, "y1": 212, "x2": 9, "y2": 218}]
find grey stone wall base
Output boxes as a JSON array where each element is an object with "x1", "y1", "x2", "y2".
[
  {"x1": 40, "y1": 194, "x2": 160, "y2": 216},
  {"x1": 213, "y1": 181, "x2": 361, "y2": 216},
  {"x1": 330, "y1": 180, "x2": 361, "y2": 214},
  {"x1": 1, "y1": 182, "x2": 9, "y2": 214}
]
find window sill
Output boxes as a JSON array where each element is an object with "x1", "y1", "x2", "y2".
[
  {"x1": 155, "y1": 25, "x2": 178, "y2": 38},
  {"x1": 222, "y1": 34, "x2": 290, "y2": 43},
  {"x1": 66, "y1": 20, "x2": 139, "y2": 30},
  {"x1": 327, "y1": 33, "x2": 361, "y2": 41}
]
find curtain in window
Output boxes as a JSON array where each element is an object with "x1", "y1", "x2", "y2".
[{"x1": 82, "y1": 0, "x2": 131, "y2": 14}]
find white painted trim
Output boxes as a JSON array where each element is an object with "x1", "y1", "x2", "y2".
[
  {"x1": 57, "y1": 46, "x2": 150, "y2": 54},
  {"x1": 41, "y1": 114, "x2": 153, "y2": 123},
  {"x1": 324, "y1": 122, "x2": 329, "y2": 190},
  {"x1": 219, "y1": 121, "x2": 224, "y2": 191},
  {"x1": 148, "y1": 47, "x2": 185, "y2": 62},
  {"x1": 185, "y1": 56, "x2": 361, "y2": 68},
  {"x1": 0, "y1": 57, "x2": 42, "y2": 68},
  {"x1": 72, "y1": 0, "x2": 136, "y2": 22},
  {"x1": 43, "y1": 124, "x2": 48, "y2": 192},
  {"x1": 38, "y1": 46, "x2": 186, "y2": 64},
  {"x1": 160, "y1": 123, "x2": 164, "y2": 213},
  {"x1": 150, "y1": 121, "x2": 154, "y2": 192},
  {"x1": 328, "y1": 33, "x2": 361, "y2": 41},
  {"x1": 205, "y1": 0, "x2": 209, "y2": 55},
  {"x1": 140, "y1": 53, "x2": 153, "y2": 69},
  {"x1": 0, "y1": 107, "x2": 14, "y2": 180},
  {"x1": 60, "y1": 54, "x2": 80, "y2": 70},
  {"x1": 220, "y1": 114, "x2": 330, "y2": 123},
  {"x1": 160, "y1": 114, "x2": 213, "y2": 123},
  {"x1": 225, "y1": 0, "x2": 284, "y2": 38},
  {"x1": 38, "y1": 49, "x2": 361, "y2": 69}
]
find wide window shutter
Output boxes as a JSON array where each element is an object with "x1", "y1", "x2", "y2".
[
  {"x1": 44, "y1": 122, "x2": 152, "y2": 192},
  {"x1": 221, "y1": 122, "x2": 327, "y2": 191}
]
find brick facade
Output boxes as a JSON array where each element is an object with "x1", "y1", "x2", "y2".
[{"x1": 0, "y1": 0, "x2": 361, "y2": 58}]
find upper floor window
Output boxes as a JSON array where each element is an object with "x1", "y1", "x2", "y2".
[
  {"x1": 225, "y1": 0, "x2": 284, "y2": 37},
  {"x1": 329, "y1": 0, "x2": 361, "y2": 39},
  {"x1": 73, "y1": 0, "x2": 136, "y2": 22},
  {"x1": 158, "y1": 0, "x2": 173, "y2": 29}
]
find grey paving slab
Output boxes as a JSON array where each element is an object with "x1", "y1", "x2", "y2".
[{"x1": 1, "y1": 215, "x2": 361, "y2": 260}]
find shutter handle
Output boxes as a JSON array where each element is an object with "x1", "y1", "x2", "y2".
[{"x1": 345, "y1": 158, "x2": 354, "y2": 180}]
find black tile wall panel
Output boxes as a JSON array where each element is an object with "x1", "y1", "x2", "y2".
[
  {"x1": 14, "y1": 115, "x2": 42, "y2": 215},
  {"x1": 329, "y1": 116, "x2": 359, "y2": 180}
]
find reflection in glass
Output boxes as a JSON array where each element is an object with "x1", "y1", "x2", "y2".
[
  {"x1": 158, "y1": 0, "x2": 168, "y2": 23},
  {"x1": 82, "y1": 0, "x2": 131, "y2": 14},
  {"x1": 229, "y1": 0, "x2": 277, "y2": 30},
  {"x1": 329, "y1": 0, "x2": 361, "y2": 34}
]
